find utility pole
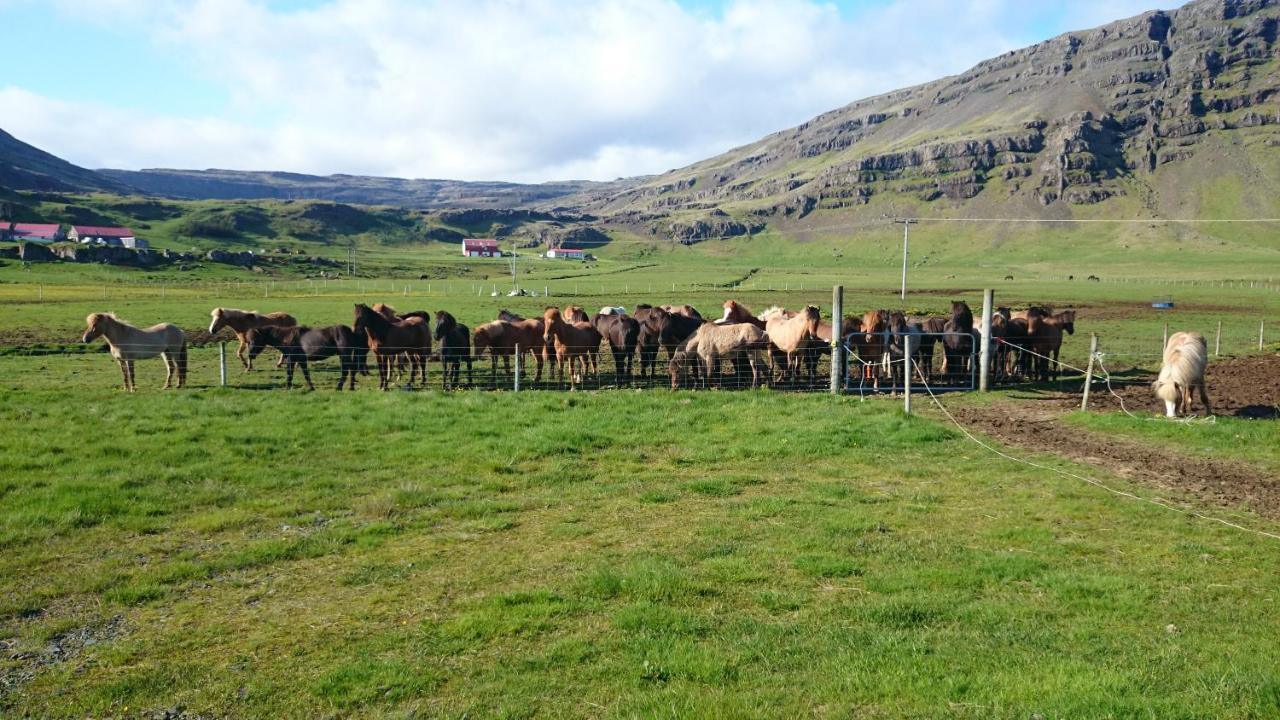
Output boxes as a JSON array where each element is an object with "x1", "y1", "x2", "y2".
[
  {"x1": 894, "y1": 218, "x2": 917, "y2": 302},
  {"x1": 509, "y1": 243, "x2": 519, "y2": 295},
  {"x1": 346, "y1": 242, "x2": 355, "y2": 277}
]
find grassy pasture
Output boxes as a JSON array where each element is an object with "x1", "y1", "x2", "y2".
[
  {"x1": 2, "y1": 207, "x2": 1279, "y2": 717},
  {"x1": 2, "y1": 389, "x2": 1280, "y2": 718}
]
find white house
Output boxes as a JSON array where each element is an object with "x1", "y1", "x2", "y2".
[{"x1": 546, "y1": 247, "x2": 585, "y2": 260}]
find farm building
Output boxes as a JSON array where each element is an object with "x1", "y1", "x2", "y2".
[
  {"x1": 121, "y1": 237, "x2": 149, "y2": 250},
  {"x1": 70, "y1": 226, "x2": 136, "y2": 246},
  {"x1": 4, "y1": 223, "x2": 65, "y2": 243},
  {"x1": 461, "y1": 239, "x2": 500, "y2": 257},
  {"x1": 546, "y1": 247, "x2": 585, "y2": 260}
]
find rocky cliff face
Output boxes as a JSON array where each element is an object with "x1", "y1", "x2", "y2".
[{"x1": 565, "y1": 0, "x2": 1280, "y2": 234}]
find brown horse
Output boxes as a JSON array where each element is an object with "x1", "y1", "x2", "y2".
[
  {"x1": 593, "y1": 311, "x2": 640, "y2": 385},
  {"x1": 543, "y1": 307, "x2": 602, "y2": 390},
  {"x1": 353, "y1": 303, "x2": 431, "y2": 389},
  {"x1": 852, "y1": 309, "x2": 890, "y2": 388},
  {"x1": 209, "y1": 307, "x2": 296, "y2": 371},
  {"x1": 715, "y1": 300, "x2": 766, "y2": 329},
  {"x1": 564, "y1": 305, "x2": 590, "y2": 323},
  {"x1": 494, "y1": 310, "x2": 548, "y2": 383},
  {"x1": 1025, "y1": 310, "x2": 1076, "y2": 382},
  {"x1": 82, "y1": 313, "x2": 187, "y2": 392}
]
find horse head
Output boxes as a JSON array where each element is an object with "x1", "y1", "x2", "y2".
[
  {"x1": 208, "y1": 307, "x2": 226, "y2": 334},
  {"x1": 542, "y1": 307, "x2": 563, "y2": 344},
  {"x1": 1056, "y1": 310, "x2": 1076, "y2": 335},
  {"x1": 82, "y1": 312, "x2": 110, "y2": 343},
  {"x1": 564, "y1": 305, "x2": 589, "y2": 323},
  {"x1": 433, "y1": 311, "x2": 456, "y2": 341}
]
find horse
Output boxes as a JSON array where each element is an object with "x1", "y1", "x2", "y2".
[
  {"x1": 669, "y1": 335, "x2": 701, "y2": 390},
  {"x1": 433, "y1": 310, "x2": 472, "y2": 390},
  {"x1": 634, "y1": 304, "x2": 703, "y2": 378},
  {"x1": 374, "y1": 304, "x2": 432, "y2": 381},
  {"x1": 493, "y1": 310, "x2": 547, "y2": 383},
  {"x1": 852, "y1": 309, "x2": 890, "y2": 389},
  {"x1": 209, "y1": 307, "x2": 296, "y2": 371},
  {"x1": 564, "y1": 305, "x2": 590, "y2": 323},
  {"x1": 1024, "y1": 310, "x2": 1076, "y2": 382},
  {"x1": 690, "y1": 322, "x2": 771, "y2": 389},
  {"x1": 882, "y1": 311, "x2": 925, "y2": 387},
  {"x1": 715, "y1": 300, "x2": 766, "y2": 329},
  {"x1": 353, "y1": 303, "x2": 431, "y2": 390},
  {"x1": 760, "y1": 306, "x2": 820, "y2": 385},
  {"x1": 914, "y1": 316, "x2": 947, "y2": 383},
  {"x1": 941, "y1": 300, "x2": 974, "y2": 383},
  {"x1": 1153, "y1": 331, "x2": 1212, "y2": 417},
  {"x1": 543, "y1": 307, "x2": 602, "y2": 390},
  {"x1": 82, "y1": 312, "x2": 187, "y2": 392},
  {"x1": 593, "y1": 312, "x2": 640, "y2": 386},
  {"x1": 662, "y1": 304, "x2": 703, "y2": 320},
  {"x1": 246, "y1": 324, "x2": 363, "y2": 390}
]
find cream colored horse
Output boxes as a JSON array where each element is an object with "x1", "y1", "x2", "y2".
[
  {"x1": 82, "y1": 313, "x2": 187, "y2": 392},
  {"x1": 759, "y1": 305, "x2": 821, "y2": 383}
]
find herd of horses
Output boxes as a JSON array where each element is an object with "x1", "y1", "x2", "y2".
[{"x1": 80, "y1": 298, "x2": 1079, "y2": 393}]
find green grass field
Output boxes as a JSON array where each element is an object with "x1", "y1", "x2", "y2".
[{"x1": 2, "y1": 193, "x2": 1279, "y2": 717}]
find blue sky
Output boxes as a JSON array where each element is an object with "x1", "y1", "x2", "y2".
[{"x1": 0, "y1": 0, "x2": 1170, "y2": 181}]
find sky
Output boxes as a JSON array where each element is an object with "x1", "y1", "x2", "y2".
[{"x1": 0, "y1": 0, "x2": 1170, "y2": 183}]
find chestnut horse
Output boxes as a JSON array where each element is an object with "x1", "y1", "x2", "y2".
[
  {"x1": 353, "y1": 303, "x2": 431, "y2": 390},
  {"x1": 209, "y1": 307, "x2": 296, "y2": 371},
  {"x1": 82, "y1": 313, "x2": 187, "y2": 391},
  {"x1": 542, "y1": 307, "x2": 602, "y2": 390}
]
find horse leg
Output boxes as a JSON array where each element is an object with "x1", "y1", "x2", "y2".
[
  {"x1": 126, "y1": 360, "x2": 136, "y2": 392},
  {"x1": 116, "y1": 358, "x2": 129, "y2": 391},
  {"x1": 285, "y1": 358, "x2": 295, "y2": 390},
  {"x1": 1197, "y1": 382, "x2": 1213, "y2": 415},
  {"x1": 238, "y1": 336, "x2": 251, "y2": 371},
  {"x1": 161, "y1": 352, "x2": 174, "y2": 389},
  {"x1": 299, "y1": 357, "x2": 314, "y2": 391}
]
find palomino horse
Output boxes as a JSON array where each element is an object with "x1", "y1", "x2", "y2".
[
  {"x1": 246, "y1": 325, "x2": 364, "y2": 390},
  {"x1": 353, "y1": 303, "x2": 431, "y2": 390},
  {"x1": 433, "y1": 310, "x2": 473, "y2": 390},
  {"x1": 760, "y1": 306, "x2": 821, "y2": 385},
  {"x1": 209, "y1": 307, "x2": 296, "y2": 371},
  {"x1": 82, "y1": 313, "x2": 187, "y2": 391},
  {"x1": 689, "y1": 322, "x2": 771, "y2": 389},
  {"x1": 543, "y1": 307, "x2": 602, "y2": 390}
]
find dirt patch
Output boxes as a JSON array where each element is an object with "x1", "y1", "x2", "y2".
[
  {"x1": 1083, "y1": 354, "x2": 1280, "y2": 419},
  {"x1": 1, "y1": 614, "x2": 126, "y2": 699},
  {"x1": 948, "y1": 355, "x2": 1280, "y2": 517}
]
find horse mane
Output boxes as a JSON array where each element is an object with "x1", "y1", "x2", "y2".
[
  {"x1": 212, "y1": 307, "x2": 259, "y2": 320},
  {"x1": 497, "y1": 309, "x2": 525, "y2": 322},
  {"x1": 758, "y1": 306, "x2": 786, "y2": 322},
  {"x1": 634, "y1": 303, "x2": 654, "y2": 311},
  {"x1": 86, "y1": 311, "x2": 121, "y2": 325}
]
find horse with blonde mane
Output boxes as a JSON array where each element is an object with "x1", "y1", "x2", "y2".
[
  {"x1": 691, "y1": 321, "x2": 771, "y2": 389},
  {"x1": 82, "y1": 313, "x2": 187, "y2": 392},
  {"x1": 209, "y1": 307, "x2": 297, "y2": 371},
  {"x1": 760, "y1": 305, "x2": 820, "y2": 384},
  {"x1": 543, "y1": 306, "x2": 602, "y2": 390},
  {"x1": 1153, "y1": 331, "x2": 1212, "y2": 417}
]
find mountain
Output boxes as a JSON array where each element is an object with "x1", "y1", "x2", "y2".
[
  {"x1": 96, "y1": 168, "x2": 615, "y2": 210},
  {"x1": 563, "y1": 0, "x2": 1280, "y2": 238},
  {"x1": 0, "y1": 129, "x2": 133, "y2": 194}
]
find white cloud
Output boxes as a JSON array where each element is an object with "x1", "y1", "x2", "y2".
[{"x1": 1, "y1": 0, "x2": 1170, "y2": 182}]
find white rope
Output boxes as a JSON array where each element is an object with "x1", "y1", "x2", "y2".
[{"x1": 910, "y1": 358, "x2": 1276, "y2": 543}]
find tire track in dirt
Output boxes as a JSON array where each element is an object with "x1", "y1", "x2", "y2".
[{"x1": 949, "y1": 400, "x2": 1280, "y2": 519}]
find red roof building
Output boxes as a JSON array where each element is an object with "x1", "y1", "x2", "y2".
[
  {"x1": 461, "y1": 238, "x2": 500, "y2": 257},
  {"x1": 70, "y1": 226, "x2": 136, "y2": 246},
  {"x1": 8, "y1": 223, "x2": 64, "y2": 242}
]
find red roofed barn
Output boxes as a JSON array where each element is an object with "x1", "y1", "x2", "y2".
[
  {"x1": 70, "y1": 226, "x2": 139, "y2": 247},
  {"x1": 461, "y1": 238, "x2": 499, "y2": 257}
]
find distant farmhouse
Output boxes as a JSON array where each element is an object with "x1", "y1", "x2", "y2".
[
  {"x1": 70, "y1": 226, "x2": 146, "y2": 249},
  {"x1": 3, "y1": 223, "x2": 65, "y2": 243},
  {"x1": 546, "y1": 247, "x2": 585, "y2": 260},
  {"x1": 461, "y1": 238, "x2": 499, "y2": 257}
]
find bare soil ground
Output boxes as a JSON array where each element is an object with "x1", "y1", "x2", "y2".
[{"x1": 948, "y1": 355, "x2": 1280, "y2": 517}]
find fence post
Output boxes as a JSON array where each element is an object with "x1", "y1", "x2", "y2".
[
  {"x1": 830, "y1": 285, "x2": 843, "y2": 395},
  {"x1": 903, "y1": 335, "x2": 914, "y2": 414},
  {"x1": 979, "y1": 288, "x2": 993, "y2": 392},
  {"x1": 219, "y1": 342, "x2": 228, "y2": 387},
  {"x1": 1261, "y1": 320, "x2": 1266, "y2": 351},
  {"x1": 514, "y1": 344, "x2": 521, "y2": 392},
  {"x1": 1080, "y1": 334, "x2": 1098, "y2": 411},
  {"x1": 1215, "y1": 320, "x2": 1222, "y2": 356},
  {"x1": 1162, "y1": 323, "x2": 1168, "y2": 351}
]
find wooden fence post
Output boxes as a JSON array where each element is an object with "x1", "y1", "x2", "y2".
[
  {"x1": 1215, "y1": 320, "x2": 1222, "y2": 356},
  {"x1": 979, "y1": 288, "x2": 993, "y2": 392},
  {"x1": 1080, "y1": 334, "x2": 1098, "y2": 411},
  {"x1": 219, "y1": 342, "x2": 227, "y2": 388},
  {"x1": 1162, "y1": 323, "x2": 1168, "y2": 351},
  {"x1": 1261, "y1": 320, "x2": 1266, "y2": 351},
  {"x1": 514, "y1": 344, "x2": 521, "y2": 392},
  {"x1": 830, "y1": 285, "x2": 844, "y2": 395}
]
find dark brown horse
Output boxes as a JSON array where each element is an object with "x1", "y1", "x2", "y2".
[
  {"x1": 593, "y1": 311, "x2": 640, "y2": 385},
  {"x1": 433, "y1": 310, "x2": 472, "y2": 390},
  {"x1": 353, "y1": 303, "x2": 431, "y2": 389},
  {"x1": 941, "y1": 300, "x2": 974, "y2": 383},
  {"x1": 634, "y1": 304, "x2": 704, "y2": 375},
  {"x1": 247, "y1": 324, "x2": 364, "y2": 390}
]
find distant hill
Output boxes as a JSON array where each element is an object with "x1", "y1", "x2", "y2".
[
  {"x1": 0, "y1": 129, "x2": 133, "y2": 194},
  {"x1": 561, "y1": 0, "x2": 1280, "y2": 239},
  {"x1": 96, "y1": 168, "x2": 617, "y2": 210}
]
